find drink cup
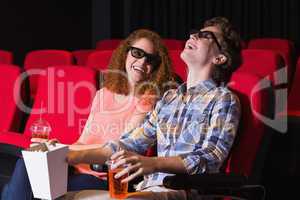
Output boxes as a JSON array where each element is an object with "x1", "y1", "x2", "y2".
[
  {"x1": 30, "y1": 119, "x2": 51, "y2": 140},
  {"x1": 106, "y1": 160, "x2": 129, "y2": 199}
]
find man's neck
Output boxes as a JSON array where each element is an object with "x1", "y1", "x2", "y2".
[{"x1": 186, "y1": 65, "x2": 212, "y2": 89}]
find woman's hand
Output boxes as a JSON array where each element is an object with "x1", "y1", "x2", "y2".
[
  {"x1": 110, "y1": 150, "x2": 157, "y2": 183},
  {"x1": 66, "y1": 150, "x2": 84, "y2": 165},
  {"x1": 31, "y1": 138, "x2": 60, "y2": 145},
  {"x1": 31, "y1": 138, "x2": 47, "y2": 143}
]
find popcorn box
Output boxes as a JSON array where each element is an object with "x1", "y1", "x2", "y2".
[{"x1": 22, "y1": 143, "x2": 69, "y2": 200}]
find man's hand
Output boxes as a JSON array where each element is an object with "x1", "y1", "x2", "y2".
[{"x1": 110, "y1": 150, "x2": 157, "y2": 183}]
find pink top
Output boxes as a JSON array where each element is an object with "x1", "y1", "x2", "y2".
[{"x1": 74, "y1": 87, "x2": 155, "y2": 177}]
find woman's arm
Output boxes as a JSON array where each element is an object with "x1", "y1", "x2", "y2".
[
  {"x1": 68, "y1": 143, "x2": 105, "y2": 151},
  {"x1": 67, "y1": 145, "x2": 113, "y2": 165}
]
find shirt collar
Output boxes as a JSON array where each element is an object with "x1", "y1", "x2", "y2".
[{"x1": 177, "y1": 79, "x2": 217, "y2": 96}]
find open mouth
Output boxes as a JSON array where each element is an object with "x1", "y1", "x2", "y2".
[
  {"x1": 186, "y1": 42, "x2": 196, "y2": 50},
  {"x1": 132, "y1": 65, "x2": 145, "y2": 73}
]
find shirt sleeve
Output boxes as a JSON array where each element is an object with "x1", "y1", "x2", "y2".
[{"x1": 179, "y1": 91, "x2": 241, "y2": 174}]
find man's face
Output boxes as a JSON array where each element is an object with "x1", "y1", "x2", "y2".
[{"x1": 181, "y1": 25, "x2": 223, "y2": 68}]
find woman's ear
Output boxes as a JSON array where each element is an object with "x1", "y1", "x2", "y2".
[{"x1": 213, "y1": 54, "x2": 227, "y2": 65}]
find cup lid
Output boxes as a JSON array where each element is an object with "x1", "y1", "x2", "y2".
[{"x1": 30, "y1": 118, "x2": 51, "y2": 132}]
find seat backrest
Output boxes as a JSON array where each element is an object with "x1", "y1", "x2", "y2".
[
  {"x1": 24, "y1": 50, "x2": 73, "y2": 98},
  {"x1": 169, "y1": 50, "x2": 187, "y2": 82},
  {"x1": 162, "y1": 39, "x2": 185, "y2": 50},
  {"x1": 237, "y1": 49, "x2": 284, "y2": 86},
  {"x1": 72, "y1": 49, "x2": 96, "y2": 65},
  {"x1": 248, "y1": 38, "x2": 294, "y2": 80},
  {"x1": 24, "y1": 50, "x2": 73, "y2": 70},
  {"x1": 248, "y1": 38, "x2": 293, "y2": 56},
  {"x1": 23, "y1": 66, "x2": 97, "y2": 144},
  {"x1": 0, "y1": 64, "x2": 22, "y2": 132},
  {"x1": 96, "y1": 39, "x2": 122, "y2": 50},
  {"x1": 225, "y1": 72, "x2": 271, "y2": 179},
  {"x1": 0, "y1": 50, "x2": 13, "y2": 64},
  {"x1": 288, "y1": 57, "x2": 300, "y2": 114},
  {"x1": 86, "y1": 50, "x2": 113, "y2": 71}
]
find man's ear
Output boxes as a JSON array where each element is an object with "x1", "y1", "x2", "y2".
[{"x1": 213, "y1": 54, "x2": 227, "y2": 65}]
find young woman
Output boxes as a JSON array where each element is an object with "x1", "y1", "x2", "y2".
[{"x1": 1, "y1": 29, "x2": 176, "y2": 200}]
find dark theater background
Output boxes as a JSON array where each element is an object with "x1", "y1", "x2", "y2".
[{"x1": 0, "y1": 0, "x2": 299, "y2": 199}]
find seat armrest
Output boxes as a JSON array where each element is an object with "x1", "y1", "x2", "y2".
[
  {"x1": 90, "y1": 164, "x2": 108, "y2": 172},
  {"x1": 0, "y1": 143, "x2": 23, "y2": 157},
  {"x1": 163, "y1": 173, "x2": 265, "y2": 200},
  {"x1": 163, "y1": 173, "x2": 248, "y2": 190}
]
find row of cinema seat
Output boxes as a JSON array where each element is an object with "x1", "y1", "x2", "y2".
[
  {"x1": 0, "y1": 37, "x2": 296, "y2": 118},
  {"x1": 0, "y1": 48, "x2": 292, "y2": 98},
  {"x1": 1, "y1": 37, "x2": 294, "y2": 66},
  {"x1": 0, "y1": 40, "x2": 297, "y2": 120},
  {"x1": 98, "y1": 38, "x2": 296, "y2": 74},
  {"x1": 0, "y1": 62, "x2": 273, "y2": 199},
  {"x1": 1, "y1": 37, "x2": 294, "y2": 84}
]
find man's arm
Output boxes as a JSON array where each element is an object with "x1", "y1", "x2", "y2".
[
  {"x1": 178, "y1": 92, "x2": 241, "y2": 174},
  {"x1": 155, "y1": 156, "x2": 187, "y2": 174}
]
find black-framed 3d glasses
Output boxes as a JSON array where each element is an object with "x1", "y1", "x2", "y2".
[
  {"x1": 189, "y1": 30, "x2": 222, "y2": 51},
  {"x1": 128, "y1": 46, "x2": 161, "y2": 67}
]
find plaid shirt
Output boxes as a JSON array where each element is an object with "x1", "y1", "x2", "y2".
[{"x1": 106, "y1": 79, "x2": 241, "y2": 190}]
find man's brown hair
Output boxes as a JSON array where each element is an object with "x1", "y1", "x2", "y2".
[{"x1": 204, "y1": 17, "x2": 242, "y2": 85}]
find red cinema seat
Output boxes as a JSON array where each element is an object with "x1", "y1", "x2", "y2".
[
  {"x1": 0, "y1": 50, "x2": 13, "y2": 64},
  {"x1": 24, "y1": 50, "x2": 73, "y2": 98},
  {"x1": 248, "y1": 38, "x2": 294, "y2": 82},
  {"x1": 72, "y1": 49, "x2": 96, "y2": 65},
  {"x1": 86, "y1": 50, "x2": 113, "y2": 71},
  {"x1": 0, "y1": 66, "x2": 97, "y2": 148},
  {"x1": 96, "y1": 39, "x2": 122, "y2": 50},
  {"x1": 162, "y1": 39, "x2": 185, "y2": 50},
  {"x1": 237, "y1": 49, "x2": 285, "y2": 86},
  {"x1": 0, "y1": 64, "x2": 23, "y2": 132},
  {"x1": 225, "y1": 72, "x2": 270, "y2": 177}
]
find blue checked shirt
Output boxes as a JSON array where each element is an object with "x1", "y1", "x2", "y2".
[{"x1": 106, "y1": 79, "x2": 241, "y2": 190}]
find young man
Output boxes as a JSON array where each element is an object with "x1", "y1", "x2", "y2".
[{"x1": 67, "y1": 17, "x2": 242, "y2": 200}]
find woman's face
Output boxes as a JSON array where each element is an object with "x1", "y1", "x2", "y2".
[{"x1": 125, "y1": 38, "x2": 155, "y2": 86}]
